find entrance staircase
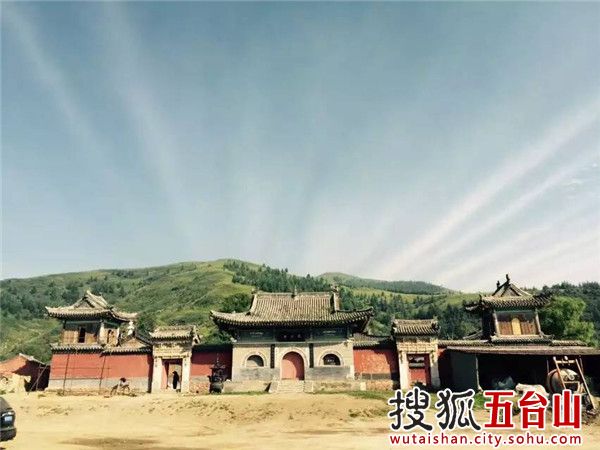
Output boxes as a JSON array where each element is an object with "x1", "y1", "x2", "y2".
[{"x1": 268, "y1": 380, "x2": 314, "y2": 394}]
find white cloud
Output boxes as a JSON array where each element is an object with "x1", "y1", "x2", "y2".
[
  {"x1": 99, "y1": 3, "x2": 198, "y2": 245},
  {"x1": 435, "y1": 202, "x2": 597, "y2": 289},
  {"x1": 405, "y1": 150, "x2": 598, "y2": 280},
  {"x1": 370, "y1": 99, "x2": 600, "y2": 280},
  {"x1": 2, "y1": 8, "x2": 113, "y2": 175}
]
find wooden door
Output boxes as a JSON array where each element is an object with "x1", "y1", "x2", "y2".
[{"x1": 281, "y1": 352, "x2": 304, "y2": 380}]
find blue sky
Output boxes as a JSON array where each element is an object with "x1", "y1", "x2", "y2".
[{"x1": 2, "y1": 2, "x2": 599, "y2": 291}]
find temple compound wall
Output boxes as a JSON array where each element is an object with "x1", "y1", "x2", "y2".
[
  {"x1": 43, "y1": 289, "x2": 444, "y2": 393},
  {"x1": 48, "y1": 352, "x2": 153, "y2": 391},
  {"x1": 189, "y1": 345, "x2": 232, "y2": 393},
  {"x1": 44, "y1": 277, "x2": 600, "y2": 394}
]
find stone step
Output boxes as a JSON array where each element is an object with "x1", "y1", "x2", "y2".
[{"x1": 269, "y1": 380, "x2": 309, "y2": 394}]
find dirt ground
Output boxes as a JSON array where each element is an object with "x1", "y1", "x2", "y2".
[{"x1": 1, "y1": 391, "x2": 599, "y2": 450}]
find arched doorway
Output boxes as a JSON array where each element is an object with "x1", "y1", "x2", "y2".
[{"x1": 281, "y1": 352, "x2": 305, "y2": 380}]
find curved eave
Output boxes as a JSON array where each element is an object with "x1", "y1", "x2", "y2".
[
  {"x1": 464, "y1": 296, "x2": 550, "y2": 313},
  {"x1": 45, "y1": 306, "x2": 137, "y2": 322},
  {"x1": 395, "y1": 332, "x2": 439, "y2": 337},
  {"x1": 150, "y1": 335, "x2": 195, "y2": 341},
  {"x1": 210, "y1": 308, "x2": 373, "y2": 331},
  {"x1": 50, "y1": 344, "x2": 103, "y2": 353},
  {"x1": 102, "y1": 346, "x2": 152, "y2": 354}
]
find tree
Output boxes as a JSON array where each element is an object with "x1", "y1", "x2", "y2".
[
  {"x1": 540, "y1": 296, "x2": 596, "y2": 345},
  {"x1": 136, "y1": 312, "x2": 156, "y2": 333},
  {"x1": 61, "y1": 282, "x2": 81, "y2": 303},
  {"x1": 221, "y1": 293, "x2": 252, "y2": 313}
]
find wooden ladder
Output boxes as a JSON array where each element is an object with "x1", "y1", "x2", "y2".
[
  {"x1": 28, "y1": 364, "x2": 49, "y2": 393},
  {"x1": 552, "y1": 356, "x2": 596, "y2": 413}
]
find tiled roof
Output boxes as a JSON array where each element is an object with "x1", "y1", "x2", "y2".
[
  {"x1": 17, "y1": 353, "x2": 47, "y2": 365},
  {"x1": 50, "y1": 343, "x2": 104, "y2": 353},
  {"x1": 392, "y1": 319, "x2": 439, "y2": 336},
  {"x1": 446, "y1": 345, "x2": 600, "y2": 356},
  {"x1": 150, "y1": 325, "x2": 199, "y2": 341},
  {"x1": 353, "y1": 333, "x2": 395, "y2": 348},
  {"x1": 490, "y1": 335, "x2": 553, "y2": 345},
  {"x1": 103, "y1": 332, "x2": 153, "y2": 354},
  {"x1": 438, "y1": 339, "x2": 489, "y2": 347},
  {"x1": 103, "y1": 345, "x2": 151, "y2": 354},
  {"x1": 211, "y1": 291, "x2": 373, "y2": 330},
  {"x1": 46, "y1": 291, "x2": 137, "y2": 322},
  {"x1": 550, "y1": 339, "x2": 587, "y2": 347},
  {"x1": 464, "y1": 275, "x2": 550, "y2": 312},
  {"x1": 463, "y1": 330, "x2": 484, "y2": 340}
]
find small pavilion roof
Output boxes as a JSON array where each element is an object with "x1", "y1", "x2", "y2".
[
  {"x1": 211, "y1": 290, "x2": 373, "y2": 331},
  {"x1": 353, "y1": 332, "x2": 395, "y2": 348},
  {"x1": 464, "y1": 275, "x2": 550, "y2": 312},
  {"x1": 150, "y1": 325, "x2": 199, "y2": 342},
  {"x1": 105, "y1": 332, "x2": 153, "y2": 354},
  {"x1": 45, "y1": 291, "x2": 137, "y2": 322},
  {"x1": 392, "y1": 319, "x2": 439, "y2": 336}
]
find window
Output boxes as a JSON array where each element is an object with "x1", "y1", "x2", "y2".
[
  {"x1": 77, "y1": 327, "x2": 86, "y2": 343},
  {"x1": 497, "y1": 312, "x2": 536, "y2": 335},
  {"x1": 246, "y1": 355, "x2": 265, "y2": 368},
  {"x1": 322, "y1": 354, "x2": 341, "y2": 366}
]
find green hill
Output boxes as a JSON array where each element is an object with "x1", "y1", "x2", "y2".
[
  {"x1": 1, "y1": 259, "x2": 597, "y2": 363},
  {"x1": 320, "y1": 272, "x2": 450, "y2": 295}
]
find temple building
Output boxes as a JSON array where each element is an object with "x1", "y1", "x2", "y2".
[
  {"x1": 46, "y1": 290, "x2": 138, "y2": 347},
  {"x1": 42, "y1": 277, "x2": 600, "y2": 395},
  {"x1": 210, "y1": 288, "x2": 374, "y2": 392},
  {"x1": 438, "y1": 275, "x2": 600, "y2": 392},
  {"x1": 46, "y1": 291, "x2": 153, "y2": 391}
]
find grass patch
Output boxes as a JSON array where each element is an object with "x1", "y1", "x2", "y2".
[
  {"x1": 345, "y1": 391, "x2": 392, "y2": 401},
  {"x1": 311, "y1": 390, "x2": 393, "y2": 401},
  {"x1": 219, "y1": 391, "x2": 268, "y2": 396}
]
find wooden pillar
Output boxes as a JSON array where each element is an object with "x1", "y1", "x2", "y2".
[
  {"x1": 492, "y1": 311, "x2": 500, "y2": 336},
  {"x1": 98, "y1": 321, "x2": 106, "y2": 344}
]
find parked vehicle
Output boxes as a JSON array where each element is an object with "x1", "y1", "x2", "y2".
[{"x1": 0, "y1": 397, "x2": 17, "y2": 441}]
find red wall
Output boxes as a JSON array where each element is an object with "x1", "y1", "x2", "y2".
[
  {"x1": 49, "y1": 353, "x2": 152, "y2": 380},
  {"x1": 354, "y1": 348, "x2": 398, "y2": 375},
  {"x1": 191, "y1": 349, "x2": 232, "y2": 378}
]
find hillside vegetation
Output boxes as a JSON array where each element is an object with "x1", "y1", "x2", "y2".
[
  {"x1": 320, "y1": 272, "x2": 450, "y2": 295},
  {"x1": 1, "y1": 259, "x2": 598, "y2": 362}
]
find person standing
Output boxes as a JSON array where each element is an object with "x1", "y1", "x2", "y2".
[{"x1": 172, "y1": 371, "x2": 180, "y2": 390}]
